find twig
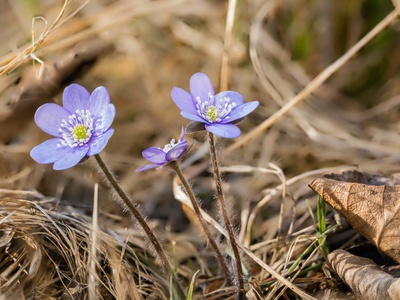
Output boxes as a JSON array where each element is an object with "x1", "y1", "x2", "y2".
[
  {"x1": 0, "y1": 0, "x2": 72, "y2": 76},
  {"x1": 220, "y1": 0, "x2": 238, "y2": 91},
  {"x1": 88, "y1": 183, "x2": 99, "y2": 300}
]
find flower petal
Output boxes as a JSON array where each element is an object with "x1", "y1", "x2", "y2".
[
  {"x1": 205, "y1": 123, "x2": 241, "y2": 138},
  {"x1": 222, "y1": 101, "x2": 259, "y2": 123},
  {"x1": 181, "y1": 111, "x2": 207, "y2": 123},
  {"x1": 63, "y1": 84, "x2": 91, "y2": 113},
  {"x1": 136, "y1": 163, "x2": 162, "y2": 172},
  {"x1": 87, "y1": 86, "x2": 111, "y2": 116},
  {"x1": 178, "y1": 126, "x2": 186, "y2": 142},
  {"x1": 93, "y1": 104, "x2": 116, "y2": 135},
  {"x1": 171, "y1": 87, "x2": 197, "y2": 115},
  {"x1": 53, "y1": 144, "x2": 89, "y2": 170},
  {"x1": 87, "y1": 129, "x2": 114, "y2": 156},
  {"x1": 190, "y1": 72, "x2": 214, "y2": 102},
  {"x1": 142, "y1": 147, "x2": 167, "y2": 164},
  {"x1": 34, "y1": 103, "x2": 71, "y2": 137},
  {"x1": 216, "y1": 91, "x2": 244, "y2": 106},
  {"x1": 166, "y1": 141, "x2": 187, "y2": 162},
  {"x1": 30, "y1": 138, "x2": 71, "y2": 164}
]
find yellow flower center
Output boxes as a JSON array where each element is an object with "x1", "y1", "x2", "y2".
[
  {"x1": 206, "y1": 106, "x2": 219, "y2": 122},
  {"x1": 72, "y1": 125, "x2": 89, "y2": 140}
]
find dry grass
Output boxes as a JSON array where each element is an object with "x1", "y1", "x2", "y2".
[
  {"x1": 0, "y1": 196, "x2": 162, "y2": 299},
  {"x1": 1, "y1": 0, "x2": 400, "y2": 299}
]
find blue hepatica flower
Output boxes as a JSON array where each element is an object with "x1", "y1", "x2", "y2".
[
  {"x1": 30, "y1": 84, "x2": 115, "y2": 170},
  {"x1": 171, "y1": 72, "x2": 259, "y2": 138},
  {"x1": 136, "y1": 127, "x2": 188, "y2": 172}
]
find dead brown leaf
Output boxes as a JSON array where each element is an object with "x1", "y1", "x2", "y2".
[
  {"x1": 309, "y1": 170, "x2": 400, "y2": 264},
  {"x1": 328, "y1": 249, "x2": 400, "y2": 300}
]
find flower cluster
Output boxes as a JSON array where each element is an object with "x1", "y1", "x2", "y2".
[
  {"x1": 31, "y1": 72, "x2": 258, "y2": 170},
  {"x1": 136, "y1": 72, "x2": 259, "y2": 170},
  {"x1": 30, "y1": 84, "x2": 115, "y2": 170}
]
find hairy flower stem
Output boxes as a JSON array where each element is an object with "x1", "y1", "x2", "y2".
[
  {"x1": 170, "y1": 161, "x2": 232, "y2": 283},
  {"x1": 207, "y1": 132, "x2": 244, "y2": 298},
  {"x1": 94, "y1": 154, "x2": 186, "y2": 299}
]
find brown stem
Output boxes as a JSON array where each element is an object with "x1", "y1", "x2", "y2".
[
  {"x1": 94, "y1": 154, "x2": 186, "y2": 299},
  {"x1": 207, "y1": 132, "x2": 244, "y2": 298},
  {"x1": 170, "y1": 161, "x2": 232, "y2": 283}
]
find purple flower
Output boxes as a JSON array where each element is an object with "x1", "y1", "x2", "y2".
[
  {"x1": 30, "y1": 84, "x2": 115, "y2": 170},
  {"x1": 136, "y1": 127, "x2": 188, "y2": 172},
  {"x1": 171, "y1": 72, "x2": 259, "y2": 138}
]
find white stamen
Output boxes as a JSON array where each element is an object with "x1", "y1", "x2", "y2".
[
  {"x1": 163, "y1": 139, "x2": 176, "y2": 152},
  {"x1": 195, "y1": 94, "x2": 236, "y2": 123},
  {"x1": 57, "y1": 109, "x2": 94, "y2": 148}
]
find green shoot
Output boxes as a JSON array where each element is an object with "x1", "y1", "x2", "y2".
[{"x1": 316, "y1": 196, "x2": 328, "y2": 257}]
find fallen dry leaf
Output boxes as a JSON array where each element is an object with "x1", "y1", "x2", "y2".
[
  {"x1": 309, "y1": 170, "x2": 400, "y2": 264},
  {"x1": 328, "y1": 249, "x2": 400, "y2": 300}
]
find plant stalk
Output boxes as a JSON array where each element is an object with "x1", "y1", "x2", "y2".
[
  {"x1": 207, "y1": 132, "x2": 244, "y2": 299},
  {"x1": 170, "y1": 161, "x2": 232, "y2": 283},
  {"x1": 94, "y1": 154, "x2": 186, "y2": 299}
]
